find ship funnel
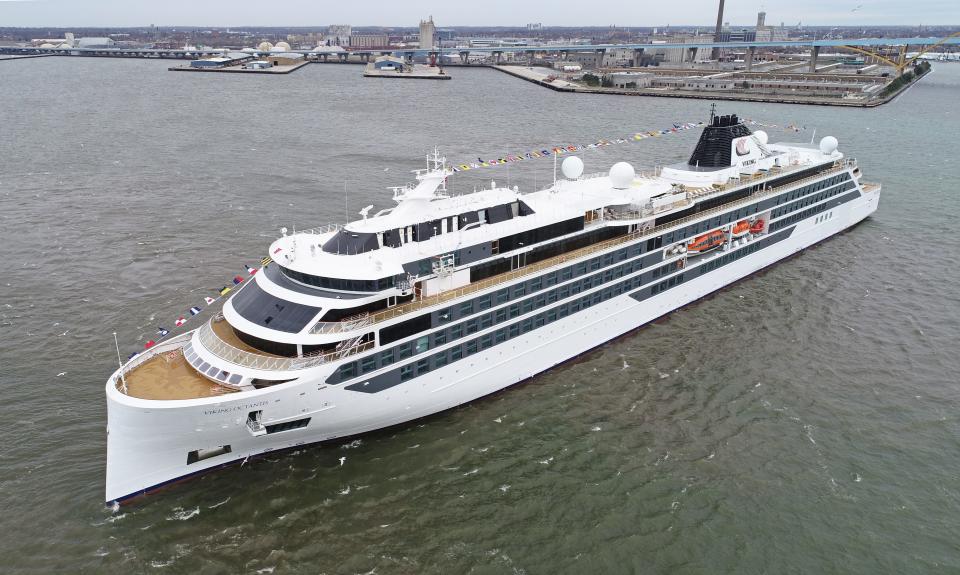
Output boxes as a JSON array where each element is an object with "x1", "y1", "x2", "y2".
[{"x1": 688, "y1": 113, "x2": 752, "y2": 168}]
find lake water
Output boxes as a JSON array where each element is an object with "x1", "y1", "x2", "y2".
[{"x1": 1, "y1": 58, "x2": 959, "y2": 574}]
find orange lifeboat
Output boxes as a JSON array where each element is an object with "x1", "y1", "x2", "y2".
[
  {"x1": 750, "y1": 219, "x2": 765, "y2": 234},
  {"x1": 732, "y1": 220, "x2": 750, "y2": 236},
  {"x1": 687, "y1": 230, "x2": 725, "y2": 256}
]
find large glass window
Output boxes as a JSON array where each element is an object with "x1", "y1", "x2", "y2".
[{"x1": 231, "y1": 281, "x2": 321, "y2": 333}]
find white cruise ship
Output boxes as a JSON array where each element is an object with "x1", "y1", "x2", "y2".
[{"x1": 105, "y1": 114, "x2": 881, "y2": 504}]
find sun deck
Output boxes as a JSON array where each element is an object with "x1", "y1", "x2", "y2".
[{"x1": 121, "y1": 350, "x2": 237, "y2": 401}]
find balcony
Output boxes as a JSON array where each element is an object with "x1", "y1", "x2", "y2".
[{"x1": 198, "y1": 314, "x2": 373, "y2": 372}]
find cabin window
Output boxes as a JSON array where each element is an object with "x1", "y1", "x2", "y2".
[
  {"x1": 339, "y1": 362, "x2": 357, "y2": 379},
  {"x1": 415, "y1": 336, "x2": 429, "y2": 354},
  {"x1": 361, "y1": 356, "x2": 377, "y2": 374},
  {"x1": 380, "y1": 349, "x2": 395, "y2": 366},
  {"x1": 416, "y1": 359, "x2": 430, "y2": 374}
]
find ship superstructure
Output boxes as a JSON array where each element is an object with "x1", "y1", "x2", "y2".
[{"x1": 105, "y1": 115, "x2": 881, "y2": 503}]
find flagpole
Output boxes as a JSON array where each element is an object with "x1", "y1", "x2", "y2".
[
  {"x1": 553, "y1": 151, "x2": 557, "y2": 186},
  {"x1": 113, "y1": 332, "x2": 127, "y2": 393}
]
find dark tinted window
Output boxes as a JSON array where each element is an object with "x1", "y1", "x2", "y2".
[
  {"x1": 322, "y1": 230, "x2": 379, "y2": 254},
  {"x1": 280, "y1": 266, "x2": 396, "y2": 292},
  {"x1": 231, "y1": 281, "x2": 321, "y2": 333}
]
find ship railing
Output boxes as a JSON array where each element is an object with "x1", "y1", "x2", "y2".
[
  {"x1": 310, "y1": 312, "x2": 373, "y2": 334},
  {"x1": 328, "y1": 162, "x2": 855, "y2": 330},
  {"x1": 114, "y1": 332, "x2": 193, "y2": 393},
  {"x1": 297, "y1": 223, "x2": 342, "y2": 236},
  {"x1": 198, "y1": 315, "x2": 372, "y2": 371}
]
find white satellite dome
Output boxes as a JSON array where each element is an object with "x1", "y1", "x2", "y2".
[
  {"x1": 274, "y1": 41, "x2": 291, "y2": 51},
  {"x1": 753, "y1": 130, "x2": 769, "y2": 145},
  {"x1": 561, "y1": 156, "x2": 584, "y2": 180},
  {"x1": 257, "y1": 41, "x2": 274, "y2": 52},
  {"x1": 819, "y1": 136, "x2": 839, "y2": 155},
  {"x1": 609, "y1": 162, "x2": 635, "y2": 189}
]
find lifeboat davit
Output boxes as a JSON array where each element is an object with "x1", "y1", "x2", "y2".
[
  {"x1": 750, "y1": 219, "x2": 765, "y2": 234},
  {"x1": 732, "y1": 220, "x2": 750, "y2": 236},
  {"x1": 687, "y1": 230, "x2": 725, "y2": 256}
]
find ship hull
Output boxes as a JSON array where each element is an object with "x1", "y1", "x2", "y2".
[{"x1": 106, "y1": 182, "x2": 879, "y2": 504}]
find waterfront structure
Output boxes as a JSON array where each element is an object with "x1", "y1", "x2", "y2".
[
  {"x1": 76, "y1": 37, "x2": 115, "y2": 49},
  {"x1": 350, "y1": 34, "x2": 389, "y2": 49},
  {"x1": 372, "y1": 55, "x2": 406, "y2": 71},
  {"x1": 419, "y1": 16, "x2": 436, "y2": 50},
  {"x1": 605, "y1": 71, "x2": 653, "y2": 88},
  {"x1": 190, "y1": 55, "x2": 244, "y2": 69},
  {"x1": 105, "y1": 115, "x2": 880, "y2": 504},
  {"x1": 327, "y1": 25, "x2": 352, "y2": 47}
]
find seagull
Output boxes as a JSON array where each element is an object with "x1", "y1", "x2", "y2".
[
  {"x1": 852, "y1": 3, "x2": 862, "y2": 11},
  {"x1": 56, "y1": 372, "x2": 66, "y2": 377},
  {"x1": 240, "y1": 455, "x2": 249, "y2": 468},
  {"x1": 339, "y1": 456, "x2": 346, "y2": 466}
]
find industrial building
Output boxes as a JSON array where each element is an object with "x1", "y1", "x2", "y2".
[
  {"x1": 189, "y1": 56, "x2": 238, "y2": 69},
  {"x1": 372, "y1": 55, "x2": 406, "y2": 71},
  {"x1": 605, "y1": 71, "x2": 653, "y2": 88},
  {"x1": 350, "y1": 34, "x2": 389, "y2": 49},
  {"x1": 419, "y1": 16, "x2": 436, "y2": 49}
]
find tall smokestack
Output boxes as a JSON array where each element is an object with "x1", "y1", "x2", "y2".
[{"x1": 711, "y1": 0, "x2": 725, "y2": 60}]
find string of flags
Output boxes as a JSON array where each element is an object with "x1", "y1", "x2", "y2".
[
  {"x1": 131, "y1": 257, "x2": 272, "y2": 360},
  {"x1": 449, "y1": 119, "x2": 807, "y2": 173}
]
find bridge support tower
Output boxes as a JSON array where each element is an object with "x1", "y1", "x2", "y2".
[{"x1": 809, "y1": 45, "x2": 821, "y2": 73}]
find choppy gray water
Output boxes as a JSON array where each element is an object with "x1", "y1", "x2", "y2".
[{"x1": 1, "y1": 58, "x2": 959, "y2": 574}]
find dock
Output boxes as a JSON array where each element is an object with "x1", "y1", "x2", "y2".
[
  {"x1": 169, "y1": 56, "x2": 309, "y2": 74},
  {"x1": 363, "y1": 62, "x2": 451, "y2": 80},
  {"x1": 491, "y1": 63, "x2": 932, "y2": 108}
]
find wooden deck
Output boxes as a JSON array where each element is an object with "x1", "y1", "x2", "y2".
[{"x1": 122, "y1": 351, "x2": 237, "y2": 401}]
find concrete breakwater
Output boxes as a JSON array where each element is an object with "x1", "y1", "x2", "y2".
[{"x1": 491, "y1": 64, "x2": 933, "y2": 108}]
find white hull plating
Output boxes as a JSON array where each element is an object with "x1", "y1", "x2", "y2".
[{"x1": 105, "y1": 184, "x2": 879, "y2": 504}]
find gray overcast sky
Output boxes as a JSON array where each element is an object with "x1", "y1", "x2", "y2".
[{"x1": 0, "y1": 0, "x2": 956, "y2": 28}]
